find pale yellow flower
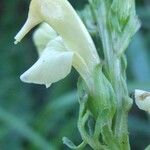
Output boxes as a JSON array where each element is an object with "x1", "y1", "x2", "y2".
[{"x1": 15, "y1": 0, "x2": 100, "y2": 89}]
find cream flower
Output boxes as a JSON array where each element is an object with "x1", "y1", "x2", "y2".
[
  {"x1": 14, "y1": 0, "x2": 100, "y2": 70},
  {"x1": 135, "y1": 89, "x2": 150, "y2": 113},
  {"x1": 15, "y1": 0, "x2": 100, "y2": 89}
]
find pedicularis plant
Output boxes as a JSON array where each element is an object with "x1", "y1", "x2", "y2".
[{"x1": 14, "y1": 0, "x2": 150, "y2": 149}]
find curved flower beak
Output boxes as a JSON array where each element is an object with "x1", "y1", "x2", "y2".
[
  {"x1": 14, "y1": 0, "x2": 43, "y2": 44},
  {"x1": 20, "y1": 37, "x2": 73, "y2": 88},
  {"x1": 135, "y1": 89, "x2": 150, "y2": 113}
]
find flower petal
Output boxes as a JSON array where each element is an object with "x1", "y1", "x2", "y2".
[
  {"x1": 135, "y1": 89, "x2": 150, "y2": 113},
  {"x1": 20, "y1": 37, "x2": 73, "y2": 88},
  {"x1": 33, "y1": 23, "x2": 57, "y2": 55}
]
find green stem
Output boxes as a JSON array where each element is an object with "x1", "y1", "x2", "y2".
[
  {"x1": 96, "y1": 2, "x2": 114, "y2": 72},
  {"x1": 90, "y1": 1, "x2": 131, "y2": 149}
]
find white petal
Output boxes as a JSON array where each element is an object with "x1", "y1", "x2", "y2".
[
  {"x1": 20, "y1": 38, "x2": 73, "y2": 88},
  {"x1": 33, "y1": 23, "x2": 57, "y2": 55},
  {"x1": 135, "y1": 89, "x2": 150, "y2": 113}
]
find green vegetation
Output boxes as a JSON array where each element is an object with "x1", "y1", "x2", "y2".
[{"x1": 0, "y1": 0, "x2": 149, "y2": 149}]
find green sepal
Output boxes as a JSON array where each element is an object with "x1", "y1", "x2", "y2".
[{"x1": 88, "y1": 65, "x2": 116, "y2": 118}]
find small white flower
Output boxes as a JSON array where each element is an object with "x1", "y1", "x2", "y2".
[
  {"x1": 15, "y1": 0, "x2": 100, "y2": 89},
  {"x1": 14, "y1": 0, "x2": 100, "y2": 70},
  {"x1": 135, "y1": 89, "x2": 150, "y2": 113}
]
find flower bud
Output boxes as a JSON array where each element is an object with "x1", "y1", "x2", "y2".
[{"x1": 135, "y1": 89, "x2": 150, "y2": 113}]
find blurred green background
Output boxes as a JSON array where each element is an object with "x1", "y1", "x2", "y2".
[{"x1": 0, "y1": 0, "x2": 149, "y2": 150}]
